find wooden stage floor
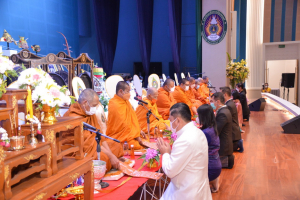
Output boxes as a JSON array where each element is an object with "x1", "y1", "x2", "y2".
[{"x1": 212, "y1": 102, "x2": 300, "y2": 200}]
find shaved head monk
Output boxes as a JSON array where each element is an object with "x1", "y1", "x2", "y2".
[
  {"x1": 172, "y1": 78, "x2": 197, "y2": 115},
  {"x1": 64, "y1": 89, "x2": 123, "y2": 171},
  {"x1": 186, "y1": 77, "x2": 202, "y2": 108},
  {"x1": 157, "y1": 79, "x2": 177, "y2": 120},
  {"x1": 106, "y1": 81, "x2": 145, "y2": 150},
  {"x1": 201, "y1": 76, "x2": 210, "y2": 98},
  {"x1": 136, "y1": 87, "x2": 170, "y2": 135}
]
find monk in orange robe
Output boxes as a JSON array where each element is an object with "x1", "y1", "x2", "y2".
[
  {"x1": 106, "y1": 81, "x2": 145, "y2": 150},
  {"x1": 157, "y1": 79, "x2": 176, "y2": 120},
  {"x1": 195, "y1": 79, "x2": 209, "y2": 104},
  {"x1": 136, "y1": 87, "x2": 170, "y2": 135},
  {"x1": 186, "y1": 77, "x2": 202, "y2": 108},
  {"x1": 201, "y1": 76, "x2": 210, "y2": 98},
  {"x1": 64, "y1": 89, "x2": 123, "y2": 171},
  {"x1": 172, "y1": 78, "x2": 197, "y2": 115}
]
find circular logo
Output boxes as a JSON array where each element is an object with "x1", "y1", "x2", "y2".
[{"x1": 201, "y1": 10, "x2": 227, "y2": 45}]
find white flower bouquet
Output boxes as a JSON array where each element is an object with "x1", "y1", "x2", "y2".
[
  {"x1": 0, "y1": 55, "x2": 17, "y2": 97},
  {"x1": 17, "y1": 68, "x2": 54, "y2": 89}
]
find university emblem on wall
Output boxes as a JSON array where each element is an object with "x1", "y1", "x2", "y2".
[{"x1": 201, "y1": 10, "x2": 227, "y2": 45}]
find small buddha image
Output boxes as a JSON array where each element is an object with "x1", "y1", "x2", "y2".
[{"x1": 207, "y1": 15, "x2": 220, "y2": 41}]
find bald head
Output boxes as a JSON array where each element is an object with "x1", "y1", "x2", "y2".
[
  {"x1": 163, "y1": 78, "x2": 174, "y2": 87},
  {"x1": 187, "y1": 77, "x2": 195, "y2": 85},
  {"x1": 147, "y1": 87, "x2": 158, "y2": 101},
  {"x1": 202, "y1": 76, "x2": 209, "y2": 84},
  {"x1": 116, "y1": 81, "x2": 129, "y2": 94},
  {"x1": 78, "y1": 89, "x2": 99, "y2": 114},
  {"x1": 78, "y1": 88, "x2": 98, "y2": 104},
  {"x1": 162, "y1": 78, "x2": 175, "y2": 93}
]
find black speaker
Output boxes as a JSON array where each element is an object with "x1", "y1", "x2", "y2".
[
  {"x1": 248, "y1": 98, "x2": 266, "y2": 111},
  {"x1": 281, "y1": 73, "x2": 295, "y2": 88},
  {"x1": 281, "y1": 115, "x2": 300, "y2": 134}
]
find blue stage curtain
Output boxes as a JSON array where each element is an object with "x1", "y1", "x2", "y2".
[
  {"x1": 168, "y1": 0, "x2": 182, "y2": 78},
  {"x1": 92, "y1": 0, "x2": 120, "y2": 76},
  {"x1": 136, "y1": 0, "x2": 154, "y2": 87}
]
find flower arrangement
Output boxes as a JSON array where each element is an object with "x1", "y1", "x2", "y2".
[
  {"x1": 138, "y1": 148, "x2": 160, "y2": 168},
  {"x1": 99, "y1": 93, "x2": 110, "y2": 112},
  {"x1": 0, "y1": 55, "x2": 17, "y2": 98},
  {"x1": 17, "y1": 68, "x2": 54, "y2": 89},
  {"x1": 32, "y1": 82, "x2": 71, "y2": 112},
  {"x1": 0, "y1": 127, "x2": 10, "y2": 148},
  {"x1": 226, "y1": 53, "x2": 250, "y2": 88},
  {"x1": 163, "y1": 130, "x2": 177, "y2": 145}
]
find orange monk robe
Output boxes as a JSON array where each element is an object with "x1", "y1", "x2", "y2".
[
  {"x1": 64, "y1": 103, "x2": 123, "y2": 171},
  {"x1": 201, "y1": 83, "x2": 210, "y2": 98},
  {"x1": 194, "y1": 88, "x2": 209, "y2": 104},
  {"x1": 135, "y1": 97, "x2": 170, "y2": 135},
  {"x1": 156, "y1": 87, "x2": 176, "y2": 120},
  {"x1": 186, "y1": 87, "x2": 202, "y2": 108},
  {"x1": 106, "y1": 95, "x2": 143, "y2": 150},
  {"x1": 172, "y1": 86, "x2": 194, "y2": 114}
]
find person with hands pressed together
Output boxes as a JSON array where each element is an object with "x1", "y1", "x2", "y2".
[{"x1": 156, "y1": 103, "x2": 212, "y2": 200}]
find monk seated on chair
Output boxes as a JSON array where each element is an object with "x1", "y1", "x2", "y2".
[
  {"x1": 186, "y1": 77, "x2": 203, "y2": 108},
  {"x1": 106, "y1": 81, "x2": 146, "y2": 150},
  {"x1": 157, "y1": 79, "x2": 177, "y2": 120},
  {"x1": 135, "y1": 87, "x2": 170, "y2": 136},
  {"x1": 201, "y1": 76, "x2": 210, "y2": 98},
  {"x1": 64, "y1": 89, "x2": 124, "y2": 171},
  {"x1": 172, "y1": 78, "x2": 197, "y2": 115}
]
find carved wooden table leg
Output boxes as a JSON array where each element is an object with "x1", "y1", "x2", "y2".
[
  {"x1": 84, "y1": 162, "x2": 94, "y2": 200},
  {"x1": 74, "y1": 123, "x2": 84, "y2": 160},
  {"x1": 4, "y1": 164, "x2": 12, "y2": 199},
  {"x1": 0, "y1": 146, "x2": 5, "y2": 200}
]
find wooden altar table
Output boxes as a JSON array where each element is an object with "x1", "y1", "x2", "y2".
[{"x1": 20, "y1": 117, "x2": 84, "y2": 174}]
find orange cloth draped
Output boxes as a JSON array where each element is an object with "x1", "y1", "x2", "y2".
[
  {"x1": 186, "y1": 87, "x2": 202, "y2": 108},
  {"x1": 195, "y1": 87, "x2": 209, "y2": 104},
  {"x1": 172, "y1": 86, "x2": 194, "y2": 114},
  {"x1": 156, "y1": 87, "x2": 176, "y2": 120},
  {"x1": 201, "y1": 83, "x2": 210, "y2": 98},
  {"x1": 63, "y1": 103, "x2": 124, "y2": 171},
  {"x1": 106, "y1": 95, "x2": 143, "y2": 150},
  {"x1": 135, "y1": 97, "x2": 170, "y2": 135}
]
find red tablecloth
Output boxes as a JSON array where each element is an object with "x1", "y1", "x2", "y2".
[{"x1": 94, "y1": 155, "x2": 162, "y2": 200}]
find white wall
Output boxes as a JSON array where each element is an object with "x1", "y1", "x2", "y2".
[
  {"x1": 267, "y1": 60, "x2": 296, "y2": 104},
  {"x1": 263, "y1": 41, "x2": 300, "y2": 105},
  {"x1": 202, "y1": 0, "x2": 230, "y2": 89}
]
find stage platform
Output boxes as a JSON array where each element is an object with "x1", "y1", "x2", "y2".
[{"x1": 212, "y1": 97, "x2": 300, "y2": 199}]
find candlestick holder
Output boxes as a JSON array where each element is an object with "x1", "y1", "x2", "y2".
[{"x1": 28, "y1": 122, "x2": 38, "y2": 145}]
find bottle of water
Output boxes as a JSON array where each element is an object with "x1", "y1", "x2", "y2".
[{"x1": 123, "y1": 141, "x2": 129, "y2": 156}]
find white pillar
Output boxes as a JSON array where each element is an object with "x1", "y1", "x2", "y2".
[{"x1": 245, "y1": 0, "x2": 265, "y2": 99}]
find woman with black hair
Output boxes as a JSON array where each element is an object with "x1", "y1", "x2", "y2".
[{"x1": 197, "y1": 104, "x2": 222, "y2": 193}]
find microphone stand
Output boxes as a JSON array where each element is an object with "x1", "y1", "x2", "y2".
[
  {"x1": 83, "y1": 127, "x2": 120, "y2": 189},
  {"x1": 138, "y1": 101, "x2": 159, "y2": 139}
]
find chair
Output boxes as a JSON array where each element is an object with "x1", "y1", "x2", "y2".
[
  {"x1": 49, "y1": 73, "x2": 67, "y2": 87},
  {"x1": 174, "y1": 73, "x2": 179, "y2": 86},
  {"x1": 133, "y1": 75, "x2": 143, "y2": 97},
  {"x1": 162, "y1": 74, "x2": 167, "y2": 81},
  {"x1": 181, "y1": 72, "x2": 185, "y2": 79},
  {"x1": 79, "y1": 72, "x2": 93, "y2": 89},
  {"x1": 55, "y1": 70, "x2": 69, "y2": 85}
]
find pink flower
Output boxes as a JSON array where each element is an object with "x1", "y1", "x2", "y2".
[
  {"x1": 171, "y1": 132, "x2": 177, "y2": 141},
  {"x1": 32, "y1": 74, "x2": 41, "y2": 81},
  {"x1": 5, "y1": 142, "x2": 10, "y2": 148},
  {"x1": 145, "y1": 148, "x2": 158, "y2": 162},
  {"x1": 0, "y1": 142, "x2": 5, "y2": 146},
  {"x1": 50, "y1": 88, "x2": 60, "y2": 98}
]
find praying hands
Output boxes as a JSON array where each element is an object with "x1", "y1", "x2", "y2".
[{"x1": 156, "y1": 138, "x2": 171, "y2": 155}]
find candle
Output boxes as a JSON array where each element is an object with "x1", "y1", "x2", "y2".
[{"x1": 27, "y1": 85, "x2": 33, "y2": 119}]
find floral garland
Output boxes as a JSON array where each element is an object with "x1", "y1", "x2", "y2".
[
  {"x1": 138, "y1": 148, "x2": 160, "y2": 168},
  {"x1": 0, "y1": 55, "x2": 17, "y2": 98},
  {"x1": 226, "y1": 53, "x2": 250, "y2": 88}
]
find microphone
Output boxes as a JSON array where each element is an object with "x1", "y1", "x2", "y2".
[
  {"x1": 134, "y1": 97, "x2": 148, "y2": 105},
  {"x1": 83, "y1": 122, "x2": 96, "y2": 130}
]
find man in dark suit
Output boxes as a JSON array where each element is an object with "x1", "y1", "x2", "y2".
[
  {"x1": 221, "y1": 87, "x2": 244, "y2": 153},
  {"x1": 211, "y1": 92, "x2": 234, "y2": 169},
  {"x1": 236, "y1": 83, "x2": 250, "y2": 121}
]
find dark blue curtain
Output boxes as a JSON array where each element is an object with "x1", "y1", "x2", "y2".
[
  {"x1": 168, "y1": 0, "x2": 182, "y2": 78},
  {"x1": 136, "y1": 0, "x2": 154, "y2": 86},
  {"x1": 92, "y1": 0, "x2": 120, "y2": 76}
]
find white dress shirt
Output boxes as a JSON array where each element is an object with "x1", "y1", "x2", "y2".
[{"x1": 161, "y1": 122, "x2": 212, "y2": 200}]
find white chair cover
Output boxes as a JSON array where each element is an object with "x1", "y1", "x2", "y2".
[
  {"x1": 105, "y1": 75, "x2": 124, "y2": 98},
  {"x1": 148, "y1": 74, "x2": 160, "y2": 89},
  {"x1": 72, "y1": 77, "x2": 86, "y2": 100},
  {"x1": 174, "y1": 73, "x2": 179, "y2": 86}
]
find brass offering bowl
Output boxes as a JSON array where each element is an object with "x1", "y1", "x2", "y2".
[
  {"x1": 9, "y1": 136, "x2": 25, "y2": 150},
  {"x1": 65, "y1": 186, "x2": 84, "y2": 200}
]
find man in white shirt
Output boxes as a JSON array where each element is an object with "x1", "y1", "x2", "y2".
[{"x1": 157, "y1": 103, "x2": 212, "y2": 200}]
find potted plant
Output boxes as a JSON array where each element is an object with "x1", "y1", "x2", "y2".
[{"x1": 138, "y1": 148, "x2": 160, "y2": 168}]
